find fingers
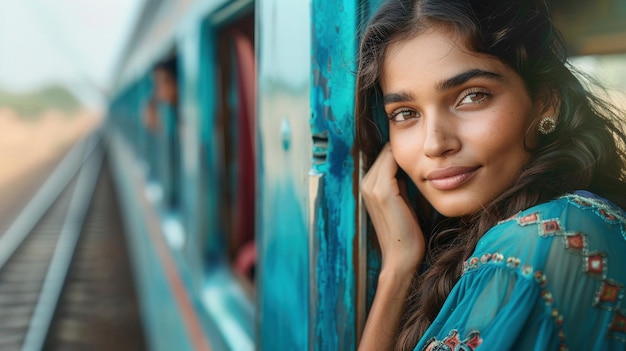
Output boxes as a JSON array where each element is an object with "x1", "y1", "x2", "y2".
[
  {"x1": 361, "y1": 143, "x2": 425, "y2": 274},
  {"x1": 361, "y1": 143, "x2": 399, "y2": 202},
  {"x1": 369, "y1": 143, "x2": 397, "y2": 178}
]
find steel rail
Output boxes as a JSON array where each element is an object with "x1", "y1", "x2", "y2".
[
  {"x1": 0, "y1": 134, "x2": 99, "y2": 270},
  {"x1": 20, "y1": 133, "x2": 104, "y2": 351}
]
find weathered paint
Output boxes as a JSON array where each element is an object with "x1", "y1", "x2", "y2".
[{"x1": 310, "y1": 0, "x2": 360, "y2": 349}]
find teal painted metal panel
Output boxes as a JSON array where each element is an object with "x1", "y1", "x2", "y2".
[
  {"x1": 309, "y1": 0, "x2": 361, "y2": 349},
  {"x1": 256, "y1": 0, "x2": 312, "y2": 349}
]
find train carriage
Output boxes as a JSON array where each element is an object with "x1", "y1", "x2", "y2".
[{"x1": 105, "y1": 0, "x2": 626, "y2": 350}]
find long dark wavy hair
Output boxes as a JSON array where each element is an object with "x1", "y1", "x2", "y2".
[{"x1": 355, "y1": 0, "x2": 626, "y2": 348}]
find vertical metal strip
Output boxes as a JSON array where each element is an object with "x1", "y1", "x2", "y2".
[
  {"x1": 355, "y1": 153, "x2": 368, "y2": 342},
  {"x1": 308, "y1": 170, "x2": 324, "y2": 351}
]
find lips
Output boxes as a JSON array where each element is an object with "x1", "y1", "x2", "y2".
[{"x1": 426, "y1": 166, "x2": 480, "y2": 190}]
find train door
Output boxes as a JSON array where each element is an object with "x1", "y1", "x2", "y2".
[
  {"x1": 138, "y1": 75, "x2": 158, "y2": 181},
  {"x1": 257, "y1": 0, "x2": 383, "y2": 349}
]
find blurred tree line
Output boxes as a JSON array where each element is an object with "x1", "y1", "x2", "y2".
[{"x1": 0, "y1": 85, "x2": 81, "y2": 118}]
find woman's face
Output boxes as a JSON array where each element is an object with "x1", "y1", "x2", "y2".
[
  {"x1": 154, "y1": 69, "x2": 178, "y2": 105},
  {"x1": 381, "y1": 28, "x2": 540, "y2": 217}
]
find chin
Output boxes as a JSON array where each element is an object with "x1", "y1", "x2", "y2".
[
  {"x1": 427, "y1": 194, "x2": 483, "y2": 218},
  {"x1": 436, "y1": 206, "x2": 476, "y2": 218}
]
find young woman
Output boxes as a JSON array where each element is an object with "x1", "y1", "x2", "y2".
[{"x1": 355, "y1": 0, "x2": 626, "y2": 350}]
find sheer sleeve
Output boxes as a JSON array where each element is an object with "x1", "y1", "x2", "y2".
[
  {"x1": 413, "y1": 194, "x2": 626, "y2": 351},
  {"x1": 413, "y1": 233, "x2": 560, "y2": 350}
]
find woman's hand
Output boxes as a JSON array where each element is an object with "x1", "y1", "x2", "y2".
[
  {"x1": 361, "y1": 143, "x2": 425, "y2": 277},
  {"x1": 358, "y1": 143, "x2": 426, "y2": 350}
]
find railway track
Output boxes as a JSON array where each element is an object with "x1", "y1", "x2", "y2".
[{"x1": 0, "y1": 133, "x2": 145, "y2": 351}]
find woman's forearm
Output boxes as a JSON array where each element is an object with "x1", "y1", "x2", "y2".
[{"x1": 358, "y1": 268, "x2": 415, "y2": 351}]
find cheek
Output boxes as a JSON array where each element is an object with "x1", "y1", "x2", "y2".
[
  {"x1": 389, "y1": 129, "x2": 416, "y2": 167},
  {"x1": 480, "y1": 118, "x2": 533, "y2": 174},
  {"x1": 156, "y1": 87, "x2": 167, "y2": 100},
  {"x1": 479, "y1": 109, "x2": 533, "y2": 150}
]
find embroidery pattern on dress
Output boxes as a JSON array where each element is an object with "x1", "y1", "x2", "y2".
[
  {"x1": 540, "y1": 194, "x2": 626, "y2": 342},
  {"x1": 463, "y1": 252, "x2": 567, "y2": 349},
  {"x1": 562, "y1": 193, "x2": 626, "y2": 240},
  {"x1": 465, "y1": 193, "x2": 626, "y2": 345},
  {"x1": 422, "y1": 329, "x2": 482, "y2": 351}
]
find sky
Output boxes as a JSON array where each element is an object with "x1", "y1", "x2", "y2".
[{"x1": 0, "y1": 0, "x2": 144, "y2": 107}]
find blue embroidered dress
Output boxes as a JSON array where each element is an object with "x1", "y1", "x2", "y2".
[{"x1": 414, "y1": 192, "x2": 626, "y2": 351}]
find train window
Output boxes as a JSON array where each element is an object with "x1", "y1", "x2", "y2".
[
  {"x1": 139, "y1": 75, "x2": 158, "y2": 182},
  {"x1": 215, "y1": 13, "x2": 256, "y2": 286},
  {"x1": 147, "y1": 53, "x2": 183, "y2": 215}
]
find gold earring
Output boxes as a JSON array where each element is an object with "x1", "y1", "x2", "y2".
[{"x1": 538, "y1": 116, "x2": 557, "y2": 134}]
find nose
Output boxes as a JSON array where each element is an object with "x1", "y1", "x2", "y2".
[{"x1": 423, "y1": 112, "x2": 460, "y2": 158}]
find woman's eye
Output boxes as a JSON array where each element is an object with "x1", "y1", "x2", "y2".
[
  {"x1": 459, "y1": 90, "x2": 490, "y2": 105},
  {"x1": 388, "y1": 108, "x2": 419, "y2": 122}
]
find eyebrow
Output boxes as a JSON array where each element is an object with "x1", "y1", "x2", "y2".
[
  {"x1": 383, "y1": 91, "x2": 415, "y2": 105},
  {"x1": 437, "y1": 69, "x2": 502, "y2": 91},
  {"x1": 382, "y1": 69, "x2": 502, "y2": 105}
]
